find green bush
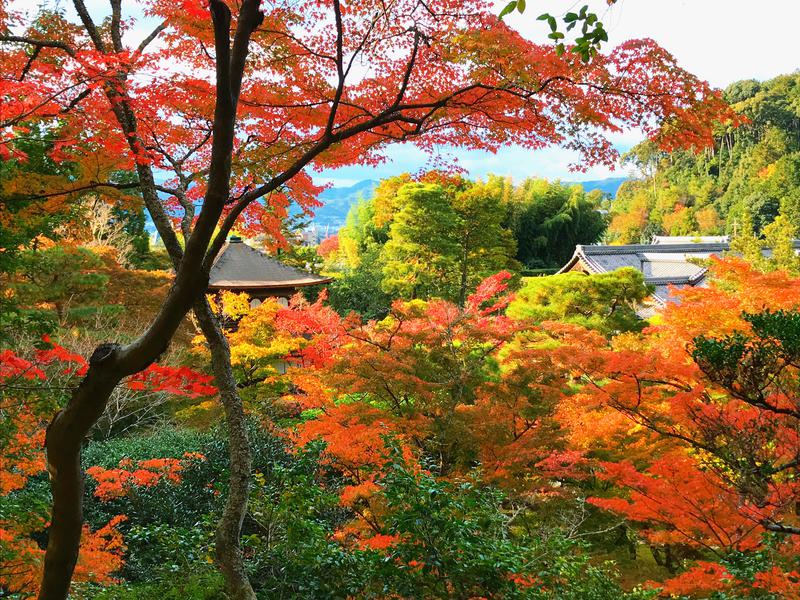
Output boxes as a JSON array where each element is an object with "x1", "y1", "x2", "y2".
[
  {"x1": 364, "y1": 454, "x2": 655, "y2": 600},
  {"x1": 245, "y1": 443, "x2": 654, "y2": 599},
  {"x1": 81, "y1": 424, "x2": 290, "y2": 583},
  {"x1": 77, "y1": 427, "x2": 653, "y2": 598},
  {"x1": 76, "y1": 570, "x2": 224, "y2": 600}
]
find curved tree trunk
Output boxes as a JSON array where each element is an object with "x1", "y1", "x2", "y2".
[
  {"x1": 39, "y1": 259, "x2": 209, "y2": 600},
  {"x1": 39, "y1": 348, "x2": 122, "y2": 599},
  {"x1": 193, "y1": 298, "x2": 256, "y2": 600}
]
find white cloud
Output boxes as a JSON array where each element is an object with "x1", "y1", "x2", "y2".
[
  {"x1": 322, "y1": 1, "x2": 797, "y2": 186},
  {"x1": 313, "y1": 177, "x2": 363, "y2": 188}
]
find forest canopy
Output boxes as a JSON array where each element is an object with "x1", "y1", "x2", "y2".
[
  {"x1": 3, "y1": 1, "x2": 797, "y2": 599},
  {"x1": 608, "y1": 72, "x2": 800, "y2": 243}
]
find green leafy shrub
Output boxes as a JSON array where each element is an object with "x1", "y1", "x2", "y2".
[{"x1": 76, "y1": 570, "x2": 224, "y2": 600}]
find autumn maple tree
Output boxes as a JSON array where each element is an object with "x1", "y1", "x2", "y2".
[
  {"x1": 548, "y1": 258, "x2": 800, "y2": 594},
  {"x1": 0, "y1": 339, "x2": 215, "y2": 597},
  {"x1": 254, "y1": 272, "x2": 568, "y2": 541},
  {"x1": 1, "y1": 0, "x2": 735, "y2": 596}
]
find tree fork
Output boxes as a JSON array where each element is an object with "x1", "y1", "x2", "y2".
[{"x1": 36, "y1": 1, "x2": 263, "y2": 597}]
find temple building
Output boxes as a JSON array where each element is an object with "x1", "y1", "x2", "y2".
[
  {"x1": 558, "y1": 237, "x2": 800, "y2": 316},
  {"x1": 208, "y1": 236, "x2": 332, "y2": 308}
]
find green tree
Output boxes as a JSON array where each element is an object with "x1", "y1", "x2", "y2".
[
  {"x1": 379, "y1": 181, "x2": 520, "y2": 304},
  {"x1": 0, "y1": 127, "x2": 78, "y2": 340},
  {"x1": 729, "y1": 208, "x2": 763, "y2": 265},
  {"x1": 507, "y1": 267, "x2": 653, "y2": 336},
  {"x1": 507, "y1": 179, "x2": 607, "y2": 270},
  {"x1": 13, "y1": 245, "x2": 109, "y2": 324},
  {"x1": 763, "y1": 214, "x2": 800, "y2": 274},
  {"x1": 729, "y1": 209, "x2": 800, "y2": 274},
  {"x1": 327, "y1": 247, "x2": 392, "y2": 320},
  {"x1": 338, "y1": 196, "x2": 389, "y2": 269},
  {"x1": 381, "y1": 183, "x2": 461, "y2": 300},
  {"x1": 609, "y1": 72, "x2": 800, "y2": 243},
  {"x1": 451, "y1": 182, "x2": 519, "y2": 306}
]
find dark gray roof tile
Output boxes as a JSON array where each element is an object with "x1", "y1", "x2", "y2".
[{"x1": 209, "y1": 240, "x2": 332, "y2": 290}]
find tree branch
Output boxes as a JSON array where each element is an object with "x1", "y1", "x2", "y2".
[
  {"x1": 109, "y1": 0, "x2": 123, "y2": 52},
  {"x1": 0, "y1": 35, "x2": 76, "y2": 57},
  {"x1": 325, "y1": 0, "x2": 345, "y2": 136},
  {"x1": 73, "y1": 0, "x2": 107, "y2": 53},
  {"x1": 12, "y1": 181, "x2": 140, "y2": 201},
  {"x1": 134, "y1": 21, "x2": 167, "y2": 56}
]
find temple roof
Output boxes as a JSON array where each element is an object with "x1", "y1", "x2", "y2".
[
  {"x1": 651, "y1": 235, "x2": 730, "y2": 245},
  {"x1": 558, "y1": 240, "x2": 800, "y2": 305},
  {"x1": 208, "y1": 237, "x2": 332, "y2": 291}
]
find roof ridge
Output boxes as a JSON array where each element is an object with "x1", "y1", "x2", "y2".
[
  {"x1": 579, "y1": 240, "x2": 800, "y2": 254},
  {"x1": 644, "y1": 276, "x2": 695, "y2": 283},
  {"x1": 580, "y1": 242, "x2": 731, "y2": 254}
]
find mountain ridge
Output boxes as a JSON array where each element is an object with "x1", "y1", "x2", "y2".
[{"x1": 309, "y1": 176, "x2": 628, "y2": 231}]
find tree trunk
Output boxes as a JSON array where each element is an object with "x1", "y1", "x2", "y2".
[
  {"x1": 36, "y1": 2, "x2": 260, "y2": 594},
  {"x1": 664, "y1": 543, "x2": 677, "y2": 574},
  {"x1": 458, "y1": 243, "x2": 469, "y2": 308},
  {"x1": 39, "y1": 347, "x2": 122, "y2": 599},
  {"x1": 38, "y1": 260, "x2": 207, "y2": 600},
  {"x1": 193, "y1": 298, "x2": 256, "y2": 600}
]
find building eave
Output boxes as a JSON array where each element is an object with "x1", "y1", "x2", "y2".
[{"x1": 208, "y1": 277, "x2": 333, "y2": 290}]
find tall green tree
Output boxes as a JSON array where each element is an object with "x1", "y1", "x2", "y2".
[
  {"x1": 763, "y1": 215, "x2": 800, "y2": 273},
  {"x1": 451, "y1": 182, "x2": 519, "y2": 306},
  {"x1": 0, "y1": 127, "x2": 81, "y2": 340},
  {"x1": 380, "y1": 181, "x2": 520, "y2": 304},
  {"x1": 730, "y1": 209, "x2": 800, "y2": 274},
  {"x1": 381, "y1": 183, "x2": 461, "y2": 301},
  {"x1": 507, "y1": 179, "x2": 607, "y2": 270}
]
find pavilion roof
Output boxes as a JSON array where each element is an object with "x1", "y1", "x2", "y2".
[
  {"x1": 558, "y1": 240, "x2": 800, "y2": 305},
  {"x1": 208, "y1": 237, "x2": 332, "y2": 290}
]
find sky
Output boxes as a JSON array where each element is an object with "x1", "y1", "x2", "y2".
[
  {"x1": 12, "y1": 0, "x2": 797, "y2": 189},
  {"x1": 316, "y1": 0, "x2": 800, "y2": 188}
]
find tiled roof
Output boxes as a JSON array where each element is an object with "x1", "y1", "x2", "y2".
[
  {"x1": 558, "y1": 240, "x2": 800, "y2": 305},
  {"x1": 208, "y1": 239, "x2": 332, "y2": 290},
  {"x1": 652, "y1": 235, "x2": 730, "y2": 244},
  {"x1": 558, "y1": 243, "x2": 722, "y2": 304}
]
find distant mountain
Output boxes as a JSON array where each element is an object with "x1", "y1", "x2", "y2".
[
  {"x1": 311, "y1": 179, "x2": 379, "y2": 231},
  {"x1": 308, "y1": 176, "x2": 628, "y2": 233},
  {"x1": 563, "y1": 176, "x2": 628, "y2": 198},
  {"x1": 146, "y1": 176, "x2": 627, "y2": 239}
]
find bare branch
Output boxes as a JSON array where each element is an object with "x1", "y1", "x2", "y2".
[
  {"x1": 73, "y1": 0, "x2": 107, "y2": 53},
  {"x1": 11, "y1": 181, "x2": 140, "y2": 201},
  {"x1": 325, "y1": 0, "x2": 345, "y2": 136},
  {"x1": 109, "y1": 0, "x2": 123, "y2": 52},
  {"x1": 19, "y1": 46, "x2": 41, "y2": 81},
  {"x1": 0, "y1": 35, "x2": 75, "y2": 57},
  {"x1": 135, "y1": 21, "x2": 167, "y2": 57}
]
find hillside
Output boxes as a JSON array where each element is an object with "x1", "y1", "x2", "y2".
[
  {"x1": 312, "y1": 179, "x2": 379, "y2": 229},
  {"x1": 607, "y1": 72, "x2": 800, "y2": 243}
]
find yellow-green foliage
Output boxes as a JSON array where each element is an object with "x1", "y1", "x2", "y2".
[{"x1": 507, "y1": 268, "x2": 652, "y2": 336}]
